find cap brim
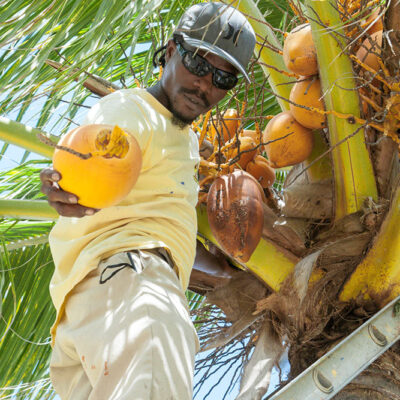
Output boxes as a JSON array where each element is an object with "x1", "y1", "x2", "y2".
[{"x1": 180, "y1": 34, "x2": 251, "y2": 83}]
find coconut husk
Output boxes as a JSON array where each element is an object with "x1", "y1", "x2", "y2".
[
  {"x1": 253, "y1": 255, "x2": 366, "y2": 377},
  {"x1": 262, "y1": 203, "x2": 307, "y2": 257},
  {"x1": 281, "y1": 182, "x2": 333, "y2": 219},
  {"x1": 205, "y1": 270, "x2": 269, "y2": 323},
  {"x1": 237, "y1": 320, "x2": 283, "y2": 400},
  {"x1": 371, "y1": 136, "x2": 399, "y2": 198}
]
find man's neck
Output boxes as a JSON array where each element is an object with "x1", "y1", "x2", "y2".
[
  {"x1": 147, "y1": 82, "x2": 170, "y2": 111},
  {"x1": 146, "y1": 82, "x2": 190, "y2": 129}
]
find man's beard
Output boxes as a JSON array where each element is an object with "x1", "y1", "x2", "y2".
[
  {"x1": 162, "y1": 86, "x2": 210, "y2": 129},
  {"x1": 171, "y1": 115, "x2": 190, "y2": 129}
]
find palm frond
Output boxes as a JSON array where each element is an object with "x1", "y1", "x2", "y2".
[{"x1": 0, "y1": 242, "x2": 56, "y2": 399}]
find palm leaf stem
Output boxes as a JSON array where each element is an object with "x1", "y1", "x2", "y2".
[
  {"x1": 0, "y1": 118, "x2": 55, "y2": 159},
  {"x1": 0, "y1": 200, "x2": 57, "y2": 220},
  {"x1": 0, "y1": 200, "x2": 298, "y2": 293},
  {"x1": 339, "y1": 183, "x2": 400, "y2": 305}
]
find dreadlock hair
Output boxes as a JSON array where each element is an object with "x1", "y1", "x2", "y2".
[
  {"x1": 152, "y1": 35, "x2": 182, "y2": 68},
  {"x1": 152, "y1": 44, "x2": 168, "y2": 68}
]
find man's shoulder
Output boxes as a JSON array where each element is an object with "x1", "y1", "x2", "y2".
[
  {"x1": 91, "y1": 88, "x2": 156, "y2": 123},
  {"x1": 100, "y1": 88, "x2": 148, "y2": 106}
]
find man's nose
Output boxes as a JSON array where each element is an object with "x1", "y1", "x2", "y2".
[{"x1": 193, "y1": 72, "x2": 213, "y2": 94}]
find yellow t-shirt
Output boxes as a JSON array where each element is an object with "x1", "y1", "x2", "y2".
[{"x1": 49, "y1": 88, "x2": 200, "y2": 337}]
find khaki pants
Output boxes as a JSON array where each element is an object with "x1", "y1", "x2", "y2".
[{"x1": 50, "y1": 249, "x2": 199, "y2": 400}]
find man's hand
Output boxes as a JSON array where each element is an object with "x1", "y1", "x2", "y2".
[{"x1": 40, "y1": 168, "x2": 100, "y2": 218}]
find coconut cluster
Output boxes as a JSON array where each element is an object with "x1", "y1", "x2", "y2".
[
  {"x1": 209, "y1": 109, "x2": 276, "y2": 188},
  {"x1": 201, "y1": 109, "x2": 275, "y2": 263},
  {"x1": 263, "y1": 24, "x2": 325, "y2": 169}
]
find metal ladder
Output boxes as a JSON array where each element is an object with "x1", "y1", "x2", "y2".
[{"x1": 268, "y1": 294, "x2": 400, "y2": 400}]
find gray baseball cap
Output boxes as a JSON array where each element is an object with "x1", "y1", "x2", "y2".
[{"x1": 174, "y1": 2, "x2": 256, "y2": 83}]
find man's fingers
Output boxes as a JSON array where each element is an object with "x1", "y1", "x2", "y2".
[
  {"x1": 40, "y1": 168, "x2": 61, "y2": 184},
  {"x1": 44, "y1": 185, "x2": 78, "y2": 205},
  {"x1": 40, "y1": 167, "x2": 100, "y2": 218},
  {"x1": 40, "y1": 168, "x2": 79, "y2": 204},
  {"x1": 48, "y1": 201, "x2": 99, "y2": 218}
]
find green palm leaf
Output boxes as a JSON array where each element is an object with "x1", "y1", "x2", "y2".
[{"x1": 0, "y1": 241, "x2": 56, "y2": 399}]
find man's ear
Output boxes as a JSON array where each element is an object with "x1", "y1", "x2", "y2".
[{"x1": 165, "y1": 39, "x2": 177, "y2": 63}]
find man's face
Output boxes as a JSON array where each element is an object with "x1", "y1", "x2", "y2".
[{"x1": 161, "y1": 40, "x2": 238, "y2": 124}]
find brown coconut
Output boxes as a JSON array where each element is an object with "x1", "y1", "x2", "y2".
[
  {"x1": 363, "y1": 7, "x2": 383, "y2": 35},
  {"x1": 207, "y1": 170, "x2": 264, "y2": 262}
]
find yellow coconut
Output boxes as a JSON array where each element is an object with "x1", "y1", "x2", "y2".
[
  {"x1": 225, "y1": 136, "x2": 258, "y2": 169},
  {"x1": 53, "y1": 124, "x2": 142, "y2": 209},
  {"x1": 263, "y1": 111, "x2": 314, "y2": 168},
  {"x1": 283, "y1": 23, "x2": 318, "y2": 76},
  {"x1": 289, "y1": 77, "x2": 326, "y2": 129},
  {"x1": 246, "y1": 155, "x2": 275, "y2": 188},
  {"x1": 239, "y1": 129, "x2": 263, "y2": 146},
  {"x1": 210, "y1": 108, "x2": 239, "y2": 145}
]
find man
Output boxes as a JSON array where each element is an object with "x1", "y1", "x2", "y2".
[{"x1": 40, "y1": 2, "x2": 256, "y2": 399}]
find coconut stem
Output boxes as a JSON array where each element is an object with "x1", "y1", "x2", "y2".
[
  {"x1": 37, "y1": 132, "x2": 92, "y2": 159},
  {"x1": 37, "y1": 125, "x2": 130, "y2": 160}
]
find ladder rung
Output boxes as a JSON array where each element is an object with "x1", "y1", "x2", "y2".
[{"x1": 268, "y1": 295, "x2": 400, "y2": 400}]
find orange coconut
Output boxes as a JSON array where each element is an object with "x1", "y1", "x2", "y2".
[
  {"x1": 240, "y1": 129, "x2": 262, "y2": 146},
  {"x1": 283, "y1": 23, "x2": 318, "y2": 76},
  {"x1": 356, "y1": 30, "x2": 383, "y2": 72},
  {"x1": 263, "y1": 111, "x2": 314, "y2": 168},
  {"x1": 53, "y1": 124, "x2": 142, "y2": 209},
  {"x1": 210, "y1": 108, "x2": 239, "y2": 145},
  {"x1": 225, "y1": 135, "x2": 258, "y2": 169},
  {"x1": 289, "y1": 77, "x2": 326, "y2": 129},
  {"x1": 246, "y1": 155, "x2": 275, "y2": 188},
  {"x1": 363, "y1": 7, "x2": 383, "y2": 35}
]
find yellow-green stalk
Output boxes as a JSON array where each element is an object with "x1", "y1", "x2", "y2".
[
  {"x1": 0, "y1": 200, "x2": 58, "y2": 220},
  {"x1": 0, "y1": 117, "x2": 57, "y2": 159},
  {"x1": 303, "y1": 131, "x2": 332, "y2": 182},
  {"x1": 304, "y1": 0, "x2": 378, "y2": 220},
  {"x1": 339, "y1": 185, "x2": 400, "y2": 306},
  {"x1": 232, "y1": 0, "x2": 293, "y2": 110}
]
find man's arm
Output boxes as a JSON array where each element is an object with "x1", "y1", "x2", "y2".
[{"x1": 189, "y1": 240, "x2": 237, "y2": 293}]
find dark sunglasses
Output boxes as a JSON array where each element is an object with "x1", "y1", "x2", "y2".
[{"x1": 176, "y1": 43, "x2": 238, "y2": 91}]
